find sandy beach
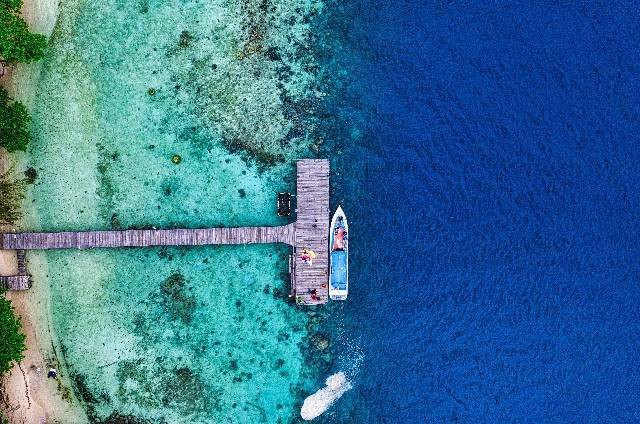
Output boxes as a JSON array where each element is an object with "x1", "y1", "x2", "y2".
[
  {"x1": 2, "y1": 157, "x2": 87, "y2": 422},
  {"x1": 1, "y1": 256, "x2": 87, "y2": 423},
  {"x1": 1, "y1": 0, "x2": 87, "y2": 422}
]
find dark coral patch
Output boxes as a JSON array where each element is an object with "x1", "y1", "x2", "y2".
[{"x1": 160, "y1": 272, "x2": 196, "y2": 323}]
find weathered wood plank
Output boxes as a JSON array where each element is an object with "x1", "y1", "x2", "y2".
[
  {"x1": 0, "y1": 275, "x2": 30, "y2": 291},
  {"x1": 1, "y1": 223, "x2": 296, "y2": 250},
  {"x1": 292, "y1": 159, "x2": 330, "y2": 305},
  {"x1": 0, "y1": 159, "x2": 332, "y2": 303}
]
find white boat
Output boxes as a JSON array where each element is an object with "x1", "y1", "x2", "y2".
[{"x1": 329, "y1": 206, "x2": 348, "y2": 300}]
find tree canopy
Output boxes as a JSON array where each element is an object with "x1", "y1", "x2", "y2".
[
  {"x1": 0, "y1": 293, "x2": 26, "y2": 374},
  {"x1": 0, "y1": 0, "x2": 23, "y2": 12},
  {"x1": 0, "y1": 86, "x2": 31, "y2": 152},
  {"x1": 0, "y1": 0, "x2": 47, "y2": 63}
]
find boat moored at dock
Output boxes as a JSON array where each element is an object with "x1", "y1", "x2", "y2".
[{"x1": 329, "y1": 206, "x2": 348, "y2": 300}]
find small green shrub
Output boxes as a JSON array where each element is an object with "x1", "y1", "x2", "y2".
[
  {"x1": 23, "y1": 166, "x2": 36, "y2": 183},
  {"x1": 0, "y1": 293, "x2": 26, "y2": 375},
  {"x1": 0, "y1": 86, "x2": 31, "y2": 152},
  {"x1": 0, "y1": 1, "x2": 47, "y2": 63},
  {"x1": 0, "y1": 0, "x2": 23, "y2": 12},
  {"x1": 0, "y1": 170, "x2": 24, "y2": 224}
]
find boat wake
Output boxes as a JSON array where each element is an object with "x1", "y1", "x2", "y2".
[{"x1": 300, "y1": 372, "x2": 352, "y2": 421}]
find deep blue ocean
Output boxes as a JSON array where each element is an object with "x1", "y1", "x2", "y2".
[{"x1": 315, "y1": 1, "x2": 640, "y2": 422}]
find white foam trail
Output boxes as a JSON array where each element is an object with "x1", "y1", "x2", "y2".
[{"x1": 301, "y1": 372, "x2": 352, "y2": 421}]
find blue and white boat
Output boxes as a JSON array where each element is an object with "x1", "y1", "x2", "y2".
[{"x1": 329, "y1": 206, "x2": 348, "y2": 300}]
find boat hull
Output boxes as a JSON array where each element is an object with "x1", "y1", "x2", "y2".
[{"x1": 329, "y1": 206, "x2": 348, "y2": 300}]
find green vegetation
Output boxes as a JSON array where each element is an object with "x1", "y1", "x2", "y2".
[
  {"x1": 0, "y1": 0, "x2": 47, "y2": 63},
  {"x1": 0, "y1": 87, "x2": 31, "y2": 152},
  {"x1": 0, "y1": 0, "x2": 48, "y2": 152},
  {"x1": 0, "y1": 0, "x2": 34, "y2": 388},
  {"x1": 0, "y1": 293, "x2": 26, "y2": 374},
  {"x1": 0, "y1": 0, "x2": 23, "y2": 11},
  {"x1": 0, "y1": 169, "x2": 25, "y2": 224}
]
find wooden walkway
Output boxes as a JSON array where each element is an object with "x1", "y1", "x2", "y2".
[
  {"x1": 0, "y1": 275, "x2": 30, "y2": 291},
  {"x1": 1, "y1": 224, "x2": 296, "y2": 250},
  {"x1": 0, "y1": 250, "x2": 30, "y2": 291},
  {"x1": 291, "y1": 160, "x2": 330, "y2": 304},
  {"x1": 0, "y1": 159, "x2": 331, "y2": 304}
]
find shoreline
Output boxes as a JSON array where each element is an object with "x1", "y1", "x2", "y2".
[
  {"x1": 1, "y1": 256, "x2": 87, "y2": 424},
  {"x1": 1, "y1": 0, "x2": 87, "y2": 422}
]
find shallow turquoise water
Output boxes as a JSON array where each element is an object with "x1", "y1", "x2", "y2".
[
  {"x1": 45, "y1": 245, "x2": 312, "y2": 422},
  {"x1": 25, "y1": 0, "x2": 329, "y2": 421}
]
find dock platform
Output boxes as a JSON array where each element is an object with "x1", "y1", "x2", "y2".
[
  {"x1": 0, "y1": 159, "x2": 330, "y2": 304},
  {"x1": 291, "y1": 159, "x2": 330, "y2": 304},
  {"x1": 0, "y1": 249, "x2": 30, "y2": 291}
]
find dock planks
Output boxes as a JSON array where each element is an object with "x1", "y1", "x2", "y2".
[
  {"x1": 0, "y1": 159, "x2": 331, "y2": 304},
  {"x1": 1, "y1": 224, "x2": 296, "y2": 250},
  {"x1": 291, "y1": 159, "x2": 330, "y2": 305},
  {"x1": 0, "y1": 275, "x2": 30, "y2": 291}
]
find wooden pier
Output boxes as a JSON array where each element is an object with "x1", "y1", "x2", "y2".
[
  {"x1": 0, "y1": 275, "x2": 30, "y2": 291},
  {"x1": 0, "y1": 159, "x2": 330, "y2": 304},
  {"x1": 1, "y1": 224, "x2": 296, "y2": 250},
  {"x1": 0, "y1": 250, "x2": 30, "y2": 291},
  {"x1": 291, "y1": 159, "x2": 330, "y2": 304}
]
